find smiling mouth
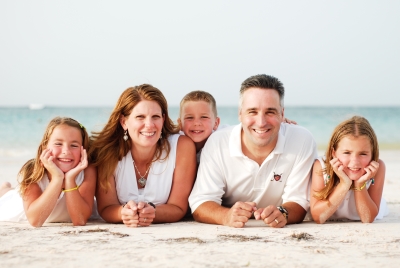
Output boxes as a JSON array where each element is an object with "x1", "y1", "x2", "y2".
[
  {"x1": 58, "y1": 158, "x2": 73, "y2": 163},
  {"x1": 190, "y1": 130, "x2": 204, "y2": 134},
  {"x1": 253, "y1": 129, "x2": 269, "y2": 134},
  {"x1": 141, "y1": 131, "x2": 156, "y2": 137},
  {"x1": 347, "y1": 167, "x2": 361, "y2": 172}
]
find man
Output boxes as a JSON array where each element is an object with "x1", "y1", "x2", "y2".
[{"x1": 188, "y1": 74, "x2": 317, "y2": 228}]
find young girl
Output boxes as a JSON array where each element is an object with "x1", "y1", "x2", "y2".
[
  {"x1": 310, "y1": 116, "x2": 388, "y2": 224},
  {"x1": 0, "y1": 117, "x2": 96, "y2": 227}
]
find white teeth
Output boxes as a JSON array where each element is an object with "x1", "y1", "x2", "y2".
[
  {"x1": 141, "y1": 132, "x2": 155, "y2": 137},
  {"x1": 254, "y1": 129, "x2": 268, "y2": 134},
  {"x1": 58, "y1": 159, "x2": 72, "y2": 162},
  {"x1": 192, "y1": 130, "x2": 203, "y2": 133}
]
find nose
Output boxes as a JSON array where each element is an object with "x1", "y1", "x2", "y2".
[
  {"x1": 349, "y1": 154, "x2": 360, "y2": 166},
  {"x1": 62, "y1": 145, "x2": 70, "y2": 154},
  {"x1": 144, "y1": 117, "x2": 154, "y2": 127},
  {"x1": 256, "y1": 114, "x2": 267, "y2": 126}
]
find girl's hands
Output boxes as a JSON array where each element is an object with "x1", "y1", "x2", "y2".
[
  {"x1": 65, "y1": 146, "x2": 88, "y2": 182},
  {"x1": 356, "y1": 161, "x2": 379, "y2": 186},
  {"x1": 330, "y1": 158, "x2": 352, "y2": 188},
  {"x1": 40, "y1": 148, "x2": 64, "y2": 182}
]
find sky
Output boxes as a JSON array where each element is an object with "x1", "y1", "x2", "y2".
[{"x1": 1, "y1": 1, "x2": 399, "y2": 107}]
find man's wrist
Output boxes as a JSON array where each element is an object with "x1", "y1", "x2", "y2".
[{"x1": 277, "y1": 206, "x2": 289, "y2": 221}]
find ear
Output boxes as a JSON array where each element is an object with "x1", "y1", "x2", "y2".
[
  {"x1": 120, "y1": 115, "x2": 127, "y2": 130},
  {"x1": 213, "y1": 117, "x2": 220, "y2": 131},
  {"x1": 177, "y1": 118, "x2": 182, "y2": 130},
  {"x1": 281, "y1": 107, "x2": 285, "y2": 119},
  {"x1": 331, "y1": 149, "x2": 337, "y2": 159}
]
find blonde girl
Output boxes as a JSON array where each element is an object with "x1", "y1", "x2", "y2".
[
  {"x1": 310, "y1": 116, "x2": 388, "y2": 223},
  {"x1": 0, "y1": 117, "x2": 96, "y2": 227}
]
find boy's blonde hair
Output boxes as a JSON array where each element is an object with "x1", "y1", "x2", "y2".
[
  {"x1": 315, "y1": 116, "x2": 379, "y2": 200},
  {"x1": 179, "y1": 90, "x2": 218, "y2": 117}
]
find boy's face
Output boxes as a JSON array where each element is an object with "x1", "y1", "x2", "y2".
[{"x1": 178, "y1": 100, "x2": 220, "y2": 144}]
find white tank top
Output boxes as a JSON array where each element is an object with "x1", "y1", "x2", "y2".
[
  {"x1": 0, "y1": 170, "x2": 85, "y2": 223},
  {"x1": 114, "y1": 134, "x2": 179, "y2": 205},
  {"x1": 317, "y1": 157, "x2": 388, "y2": 221}
]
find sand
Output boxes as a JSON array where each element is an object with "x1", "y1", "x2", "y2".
[{"x1": 0, "y1": 150, "x2": 399, "y2": 267}]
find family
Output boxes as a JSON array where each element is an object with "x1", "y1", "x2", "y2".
[{"x1": 0, "y1": 74, "x2": 388, "y2": 227}]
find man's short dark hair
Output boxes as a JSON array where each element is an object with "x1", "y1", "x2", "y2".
[{"x1": 240, "y1": 74, "x2": 285, "y2": 107}]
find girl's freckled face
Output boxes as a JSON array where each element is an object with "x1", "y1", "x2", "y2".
[{"x1": 333, "y1": 135, "x2": 373, "y2": 180}]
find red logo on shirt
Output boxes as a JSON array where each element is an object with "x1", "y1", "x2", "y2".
[{"x1": 271, "y1": 172, "x2": 282, "y2": 182}]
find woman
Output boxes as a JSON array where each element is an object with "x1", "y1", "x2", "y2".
[{"x1": 89, "y1": 84, "x2": 196, "y2": 227}]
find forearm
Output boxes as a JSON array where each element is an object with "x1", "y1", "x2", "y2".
[
  {"x1": 354, "y1": 189, "x2": 378, "y2": 223},
  {"x1": 65, "y1": 190, "x2": 93, "y2": 226},
  {"x1": 192, "y1": 201, "x2": 229, "y2": 225},
  {"x1": 311, "y1": 182, "x2": 351, "y2": 224},
  {"x1": 282, "y1": 202, "x2": 307, "y2": 224},
  {"x1": 98, "y1": 204, "x2": 124, "y2": 224},
  {"x1": 25, "y1": 182, "x2": 63, "y2": 227},
  {"x1": 152, "y1": 203, "x2": 187, "y2": 223}
]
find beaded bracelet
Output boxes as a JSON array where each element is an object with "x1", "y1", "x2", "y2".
[
  {"x1": 352, "y1": 181, "x2": 367, "y2": 191},
  {"x1": 62, "y1": 185, "x2": 80, "y2": 192}
]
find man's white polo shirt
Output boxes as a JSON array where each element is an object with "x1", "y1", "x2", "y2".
[{"x1": 189, "y1": 123, "x2": 317, "y2": 213}]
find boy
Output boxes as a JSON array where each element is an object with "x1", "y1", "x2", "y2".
[{"x1": 177, "y1": 90, "x2": 220, "y2": 163}]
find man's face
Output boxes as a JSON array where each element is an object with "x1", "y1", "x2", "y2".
[{"x1": 239, "y1": 87, "x2": 284, "y2": 153}]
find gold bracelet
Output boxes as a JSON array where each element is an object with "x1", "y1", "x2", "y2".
[
  {"x1": 352, "y1": 181, "x2": 367, "y2": 191},
  {"x1": 62, "y1": 185, "x2": 80, "y2": 192}
]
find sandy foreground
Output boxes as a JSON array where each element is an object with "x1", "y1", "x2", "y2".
[{"x1": 0, "y1": 151, "x2": 399, "y2": 267}]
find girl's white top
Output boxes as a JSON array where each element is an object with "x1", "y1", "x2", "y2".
[
  {"x1": 114, "y1": 134, "x2": 179, "y2": 205},
  {"x1": 0, "y1": 170, "x2": 85, "y2": 222},
  {"x1": 316, "y1": 157, "x2": 389, "y2": 221}
]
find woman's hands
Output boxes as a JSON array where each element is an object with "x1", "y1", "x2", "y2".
[{"x1": 121, "y1": 201, "x2": 156, "y2": 227}]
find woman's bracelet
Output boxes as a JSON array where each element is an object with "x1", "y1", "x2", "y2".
[
  {"x1": 352, "y1": 181, "x2": 367, "y2": 191},
  {"x1": 62, "y1": 185, "x2": 80, "y2": 192}
]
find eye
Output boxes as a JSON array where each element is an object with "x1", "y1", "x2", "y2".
[
  {"x1": 55, "y1": 142, "x2": 62, "y2": 146},
  {"x1": 136, "y1": 115, "x2": 145, "y2": 119},
  {"x1": 71, "y1": 144, "x2": 79, "y2": 148},
  {"x1": 185, "y1": 116, "x2": 193, "y2": 120},
  {"x1": 201, "y1": 116, "x2": 209, "y2": 119}
]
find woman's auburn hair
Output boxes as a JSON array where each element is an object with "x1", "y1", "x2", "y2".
[
  {"x1": 314, "y1": 116, "x2": 379, "y2": 200},
  {"x1": 18, "y1": 117, "x2": 89, "y2": 197},
  {"x1": 89, "y1": 84, "x2": 179, "y2": 191}
]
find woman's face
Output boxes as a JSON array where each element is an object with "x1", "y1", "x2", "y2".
[
  {"x1": 120, "y1": 100, "x2": 165, "y2": 150},
  {"x1": 332, "y1": 135, "x2": 373, "y2": 181}
]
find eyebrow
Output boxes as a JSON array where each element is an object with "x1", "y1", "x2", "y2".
[
  {"x1": 53, "y1": 139, "x2": 81, "y2": 143},
  {"x1": 245, "y1": 107, "x2": 278, "y2": 112}
]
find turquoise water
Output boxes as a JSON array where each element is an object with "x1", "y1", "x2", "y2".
[{"x1": 0, "y1": 106, "x2": 399, "y2": 157}]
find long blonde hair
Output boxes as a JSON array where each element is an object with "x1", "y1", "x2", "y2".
[
  {"x1": 18, "y1": 117, "x2": 89, "y2": 196},
  {"x1": 89, "y1": 84, "x2": 179, "y2": 191},
  {"x1": 315, "y1": 116, "x2": 379, "y2": 200}
]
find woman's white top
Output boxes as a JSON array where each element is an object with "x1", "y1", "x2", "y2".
[
  {"x1": 0, "y1": 170, "x2": 85, "y2": 222},
  {"x1": 317, "y1": 157, "x2": 389, "y2": 221},
  {"x1": 115, "y1": 134, "x2": 179, "y2": 205}
]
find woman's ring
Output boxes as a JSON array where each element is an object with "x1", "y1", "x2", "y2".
[{"x1": 274, "y1": 219, "x2": 279, "y2": 224}]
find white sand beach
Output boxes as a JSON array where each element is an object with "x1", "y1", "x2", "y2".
[{"x1": 0, "y1": 150, "x2": 399, "y2": 267}]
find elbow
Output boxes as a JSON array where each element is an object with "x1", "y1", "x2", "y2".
[{"x1": 29, "y1": 219, "x2": 45, "y2": 228}]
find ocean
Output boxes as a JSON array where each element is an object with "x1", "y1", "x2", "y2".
[{"x1": 0, "y1": 106, "x2": 399, "y2": 159}]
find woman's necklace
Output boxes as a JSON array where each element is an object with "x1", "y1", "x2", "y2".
[{"x1": 133, "y1": 161, "x2": 152, "y2": 187}]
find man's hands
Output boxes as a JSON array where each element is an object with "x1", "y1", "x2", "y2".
[
  {"x1": 254, "y1": 205, "x2": 287, "y2": 228},
  {"x1": 223, "y1": 202, "x2": 257, "y2": 228},
  {"x1": 223, "y1": 202, "x2": 287, "y2": 228}
]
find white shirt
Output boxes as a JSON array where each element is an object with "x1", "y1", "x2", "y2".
[
  {"x1": 315, "y1": 157, "x2": 388, "y2": 221},
  {"x1": 114, "y1": 134, "x2": 179, "y2": 205},
  {"x1": 189, "y1": 123, "x2": 317, "y2": 212}
]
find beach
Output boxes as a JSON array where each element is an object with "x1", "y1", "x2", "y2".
[{"x1": 0, "y1": 150, "x2": 399, "y2": 267}]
